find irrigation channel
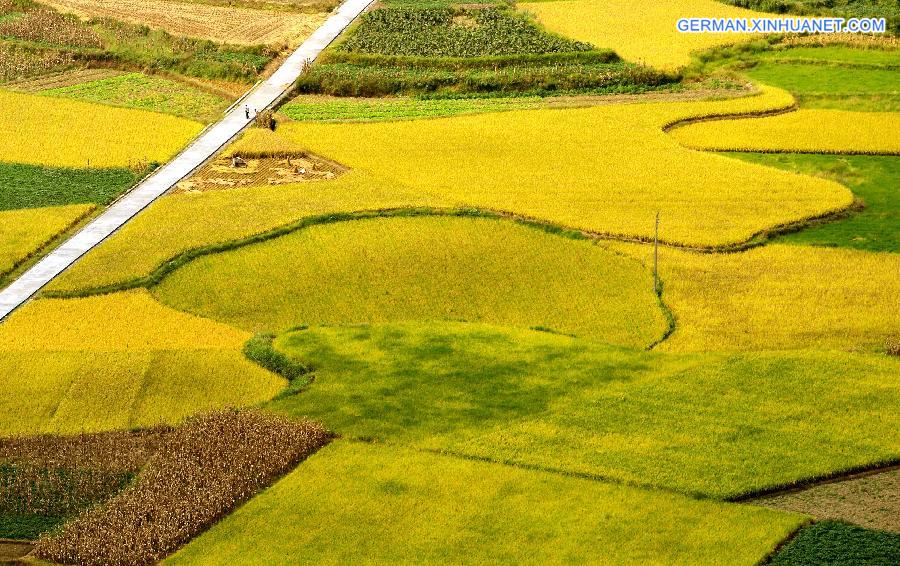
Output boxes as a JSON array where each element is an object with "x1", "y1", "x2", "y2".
[{"x1": 0, "y1": 0, "x2": 374, "y2": 322}]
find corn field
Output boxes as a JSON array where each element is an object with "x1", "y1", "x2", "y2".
[{"x1": 34, "y1": 411, "x2": 331, "y2": 565}]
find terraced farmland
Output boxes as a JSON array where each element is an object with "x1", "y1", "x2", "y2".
[{"x1": 0, "y1": 0, "x2": 897, "y2": 562}]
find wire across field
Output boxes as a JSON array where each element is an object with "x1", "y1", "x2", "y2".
[{"x1": 40, "y1": 0, "x2": 329, "y2": 45}]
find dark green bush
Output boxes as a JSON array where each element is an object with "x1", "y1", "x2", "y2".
[
  {"x1": 338, "y1": 7, "x2": 593, "y2": 58},
  {"x1": 770, "y1": 521, "x2": 900, "y2": 565}
]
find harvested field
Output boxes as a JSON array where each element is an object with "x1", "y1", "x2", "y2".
[
  {"x1": 152, "y1": 215, "x2": 670, "y2": 347},
  {"x1": 0, "y1": 291, "x2": 286, "y2": 435},
  {"x1": 0, "y1": 204, "x2": 94, "y2": 279},
  {"x1": 0, "y1": 90, "x2": 202, "y2": 169},
  {"x1": 0, "y1": 8, "x2": 102, "y2": 48},
  {"x1": 0, "y1": 429, "x2": 168, "y2": 539},
  {"x1": 612, "y1": 242, "x2": 900, "y2": 353},
  {"x1": 671, "y1": 110, "x2": 900, "y2": 155},
  {"x1": 755, "y1": 468, "x2": 900, "y2": 533},
  {"x1": 34, "y1": 411, "x2": 331, "y2": 565},
  {"x1": 41, "y1": 0, "x2": 330, "y2": 45},
  {"x1": 174, "y1": 154, "x2": 346, "y2": 193},
  {"x1": 167, "y1": 441, "x2": 805, "y2": 565}
]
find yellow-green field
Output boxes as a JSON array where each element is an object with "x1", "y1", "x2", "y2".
[
  {"x1": 613, "y1": 242, "x2": 900, "y2": 353},
  {"x1": 0, "y1": 204, "x2": 94, "y2": 278},
  {"x1": 521, "y1": 0, "x2": 765, "y2": 69},
  {"x1": 0, "y1": 90, "x2": 202, "y2": 168},
  {"x1": 0, "y1": 291, "x2": 285, "y2": 435},
  {"x1": 671, "y1": 110, "x2": 900, "y2": 154},
  {"x1": 266, "y1": 322, "x2": 900, "y2": 498},
  {"x1": 168, "y1": 441, "x2": 806, "y2": 565},
  {"x1": 152, "y1": 216, "x2": 669, "y2": 347}
]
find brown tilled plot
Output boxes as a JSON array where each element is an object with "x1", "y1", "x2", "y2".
[
  {"x1": 40, "y1": 0, "x2": 329, "y2": 45},
  {"x1": 755, "y1": 467, "x2": 900, "y2": 533}
]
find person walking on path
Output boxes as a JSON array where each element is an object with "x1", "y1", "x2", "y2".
[{"x1": 245, "y1": 105, "x2": 250, "y2": 119}]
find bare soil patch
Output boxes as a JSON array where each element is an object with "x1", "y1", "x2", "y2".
[
  {"x1": 754, "y1": 467, "x2": 900, "y2": 533},
  {"x1": 40, "y1": 0, "x2": 329, "y2": 46}
]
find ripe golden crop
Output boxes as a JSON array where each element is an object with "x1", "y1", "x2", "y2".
[
  {"x1": 0, "y1": 204, "x2": 93, "y2": 276},
  {"x1": 0, "y1": 90, "x2": 202, "y2": 168},
  {"x1": 612, "y1": 242, "x2": 900, "y2": 353},
  {"x1": 50, "y1": 87, "x2": 856, "y2": 295},
  {"x1": 0, "y1": 291, "x2": 286, "y2": 435},
  {"x1": 279, "y1": 86, "x2": 851, "y2": 248},
  {"x1": 520, "y1": 0, "x2": 767, "y2": 70},
  {"x1": 671, "y1": 110, "x2": 900, "y2": 154}
]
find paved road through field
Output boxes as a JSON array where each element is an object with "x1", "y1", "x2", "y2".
[{"x1": 0, "y1": 0, "x2": 373, "y2": 322}]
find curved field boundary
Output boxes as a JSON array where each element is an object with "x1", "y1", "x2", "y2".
[
  {"x1": 43, "y1": 199, "x2": 864, "y2": 302},
  {"x1": 665, "y1": 105, "x2": 900, "y2": 157}
]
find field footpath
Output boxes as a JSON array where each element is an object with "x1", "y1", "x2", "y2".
[{"x1": 0, "y1": 0, "x2": 375, "y2": 322}]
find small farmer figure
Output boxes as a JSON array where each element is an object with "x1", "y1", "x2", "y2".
[{"x1": 244, "y1": 105, "x2": 250, "y2": 119}]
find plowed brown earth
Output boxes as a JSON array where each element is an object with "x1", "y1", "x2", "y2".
[
  {"x1": 755, "y1": 467, "x2": 900, "y2": 533},
  {"x1": 40, "y1": 0, "x2": 329, "y2": 45}
]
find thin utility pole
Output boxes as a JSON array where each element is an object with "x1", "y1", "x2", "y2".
[{"x1": 653, "y1": 212, "x2": 660, "y2": 295}]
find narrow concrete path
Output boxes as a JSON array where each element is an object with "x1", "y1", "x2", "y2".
[{"x1": 0, "y1": 0, "x2": 373, "y2": 322}]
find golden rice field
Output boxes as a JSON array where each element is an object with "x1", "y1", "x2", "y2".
[
  {"x1": 47, "y1": 170, "x2": 437, "y2": 293},
  {"x1": 0, "y1": 291, "x2": 285, "y2": 435},
  {"x1": 612, "y1": 242, "x2": 900, "y2": 353},
  {"x1": 279, "y1": 87, "x2": 852, "y2": 248},
  {"x1": 152, "y1": 216, "x2": 670, "y2": 347},
  {"x1": 0, "y1": 204, "x2": 94, "y2": 277},
  {"x1": 47, "y1": 87, "x2": 860, "y2": 295},
  {"x1": 40, "y1": 0, "x2": 329, "y2": 46},
  {"x1": 520, "y1": 0, "x2": 766, "y2": 70},
  {"x1": 671, "y1": 110, "x2": 900, "y2": 155},
  {"x1": 0, "y1": 90, "x2": 202, "y2": 168}
]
